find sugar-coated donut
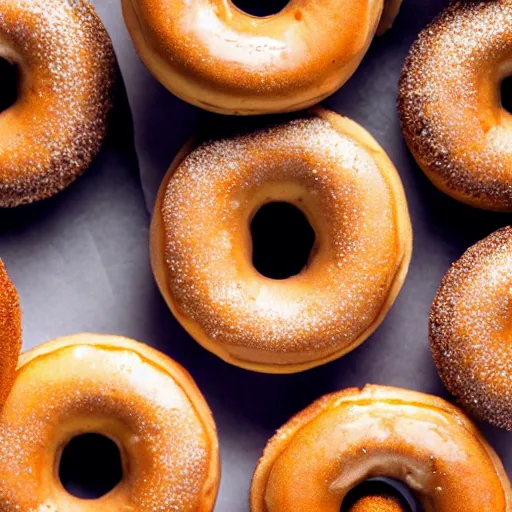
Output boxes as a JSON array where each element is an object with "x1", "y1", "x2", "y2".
[
  {"x1": 0, "y1": 0, "x2": 116, "y2": 207},
  {"x1": 398, "y1": 0, "x2": 512, "y2": 211},
  {"x1": 430, "y1": 226, "x2": 512, "y2": 430},
  {"x1": 0, "y1": 260, "x2": 21, "y2": 405},
  {"x1": 251, "y1": 385, "x2": 512, "y2": 512},
  {"x1": 123, "y1": 0, "x2": 397, "y2": 115},
  {"x1": 0, "y1": 334, "x2": 220, "y2": 511},
  {"x1": 151, "y1": 109, "x2": 412, "y2": 373}
]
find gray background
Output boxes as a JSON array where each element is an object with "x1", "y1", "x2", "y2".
[{"x1": 0, "y1": 0, "x2": 510, "y2": 509}]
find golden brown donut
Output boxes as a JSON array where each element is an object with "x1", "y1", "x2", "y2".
[
  {"x1": 398, "y1": 0, "x2": 512, "y2": 211},
  {"x1": 377, "y1": 0, "x2": 404, "y2": 35},
  {"x1": 0, "y1": 0, "x2": 115, "y2": 207},
  {"x1": 430, "y1": 226, "x2": 512, "y2": 430},
  {"x1": 349, "y1": 495, "x2": 404, "y2": 512},
  {"x1": 0, "y1": 260, "x2": 21, "y2": 405},
  {"x1": 0, "y1": 334, "x2": 220, "y2": 511},
  {"x1": 250, "y1": 385, "x2": 512, "y2": 512},
  {"x1": 150, "y1": 109, "x2": 412, "y2": 373},
  {"x1": 123, "y1": 0, "x2": 396, "y2": 115}
]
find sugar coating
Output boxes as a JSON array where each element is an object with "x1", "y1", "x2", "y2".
[
  {"x1": 0, "y1": 343, "x2": 216, "y2": 511},
  {"x1": 162, "y1": 115, "x2": 407, "y2": 359},
  {"x1": 398, "y1": 0, "x2": 512, "y2": 209},
  {"x1": 0, "y1": 0, "x2": 116, "y2": 206},
  {"x1": 430, "y1": 226, "x2": 512, "y2": 430},
  {"x1": 0, "y1": 260, "x2": 20, "y2": 405}
]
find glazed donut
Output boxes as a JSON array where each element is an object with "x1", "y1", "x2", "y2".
[
  {"x1": 0, "y1": 260, "x2": 21, "y2": 405},
  {"x1": 0, "y1": 0, "x2": 115, "y2": 207},
  {"x1": 151, "y1": 109, "x2": 412, "y2": 373},
  {"x1": 123, "y1": 0, "x2": 397, "y2": 115},
  {"x1": 430, "y1": 226, "x2": 512, "y2": 430},
  {"x1": 0, "y1": 334, "x2": 220, "y2": 511},
  {"x1": 250, "y1": 385, "x2": 512, "y2": 512},
  {"x1": 398, "y1": 0, "x2": 512, "y2": 211}
]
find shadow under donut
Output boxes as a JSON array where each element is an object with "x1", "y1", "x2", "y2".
[{"x1": 0, "y1": 68, "x2": 154, "y2": 347}]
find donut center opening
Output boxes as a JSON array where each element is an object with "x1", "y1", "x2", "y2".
[
  {"x1": 231, "y1": 0, "x2": 290, "y2": 17},
  {"x1": 341, "y1": 479, "x2": 417, "y2": 512},
  {"x1": 251, "y1": 201, "x2": 315, "y2": 280},
  {"x1": 0, "y1": 58, "x2": 19, "y2": 113},
  {"x1": 501, "y1": 76, "x2": 512, "y2": 114},
  {"x1": 59, "y1": 433, "x2": 123, "y2": 499}
]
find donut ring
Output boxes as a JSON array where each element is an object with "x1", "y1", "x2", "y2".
[
  {"x1": 0, "y1": 260, "x2": 21, "y2": 405},
  {"x1": 430, "y1": 226, "x2": 512, "y2": 430},
  {"x1": 250, "y1": 385, "x2": 512, "y2": 512},
  {"x1": 398, "y1": 0, "x2": 512, "y2": 211},
  {"x1": 0, "y1": 334, "x2": 220, "y2": 511},
  {"x1": 0, "y1": 0, "x2": 115, "y2": 206},
  {"x1": 151, "y1": 109, "x2": 412, "y2": 373},
  {"x1": 123, "y1": 0, "x2": 394, "y2": 115}
]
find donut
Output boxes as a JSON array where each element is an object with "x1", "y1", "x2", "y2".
[
  {"x1": 430, "y1": 226, "x2": 512, "y2": 430},
  {"x1": 123, "y1": 0, "x2": 395, "y2": 115},
  {"x1": 398, "y1": 0, "x2": 512, "y2": 211},
  {"x1": 349, "y1": 495, "x2": 403, "y2": 512},
  {"x1": 377, "y1": 0, "x2": 404, "y2": 35},
  {"x1": 0, "y1": 0, "x2": 116, "y2": 207},
  {"x1": 0, "y1": 260, "x2": 21, "y2": 405},
  {"x1": 0, "y1": 334, "x2": 220, "y2": 511},
  {"x1": 345, "y1": 481, "x2": 407, "y2": 512},
  {"x1": 150, "y1": 109, "x2": 412, "y2": 373},
  {"x1": 250, "y1": 385, "x2": 512, "y2": 512}
]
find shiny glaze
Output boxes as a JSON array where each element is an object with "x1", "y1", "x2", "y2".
[
  {"x1": 150, "y1": 110, "x2": 412, "y2": 373},
  {"x1": 123, "y1": 0, "x2": 386, "y2": 114},
  {"x1": 0, "y1": 334, "x2": 220, "y2": 511},
  {"x1": 251, "y1": 386, "x2": 512, "y2": 512}
]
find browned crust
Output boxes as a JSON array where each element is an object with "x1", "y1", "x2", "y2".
[
  {"x1": 250, "y1": 385, "x2": 512, "y2": 511},
  {"x1": 150, "y1": 109, "x2": 412, "y2": 373},
  {"x1": 0, "y1": 260, "x2": 21, "y2": 405},
  {"x1": 122, "y1": 0, "x2": 384, "y2": 115},
  {"x1": 430, "y1": 226, "x2": 512, "y2": 429},
  {"x1": 17, "y1": 333, "x2": 220, "y2": 511},
  {"x1": 398, "y1": 0, "x2": 512, "y2": 211},
  {"x1": 0, "y1": 0, "x2": 116, "y2": 207},
  {"x1": 348, "y1": 494, "x2": 404, "y2": 512}
]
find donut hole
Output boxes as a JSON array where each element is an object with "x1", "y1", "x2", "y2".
[
  {"x1": 341, "y1": 478, "x2": 417, "y2": 512},
  {"x1": 0, "y1": 58, "x2": 19, "y2": 113},
  {"x1": 59, "y1": 433, "x2": 123, "y2": 499},
  {"x1": 501, "y1": 76, "x2": 512, "y2": 114},
  {"x1": 251, "y1": 201, "x2": 315, "y2": 280},
  {"x1": 231, "y1": 0, "x2": 290, "y2": 17}
]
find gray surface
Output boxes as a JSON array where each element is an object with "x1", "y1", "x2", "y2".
[{"x1": 0, "y1": 0, "x2": 510, "y2": 510}]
